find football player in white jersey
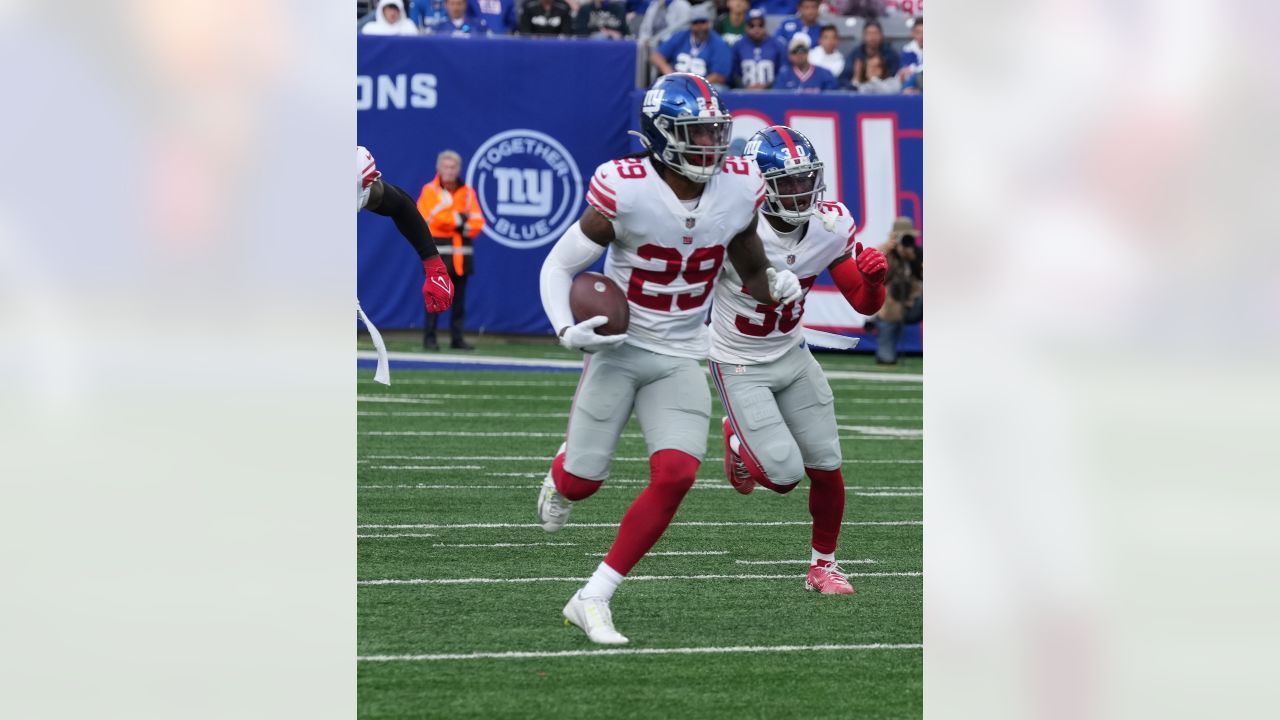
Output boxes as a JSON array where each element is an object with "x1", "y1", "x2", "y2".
[
  {"x1": 536, "y1": 74, "x2": 803, "y2": 644},
  {"x1": 708, "y1": 126, "x2": 889, "y2": 595},
  {"x1": 358, "y1": 145, "x2": 455, "y2": 314}
]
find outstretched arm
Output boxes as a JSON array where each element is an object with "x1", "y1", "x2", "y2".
[
  {"x1": 828, "y1": 242, "x2": 887, "y2": 315},
  {"x1": 365, "y1": 179, "x2": 439, "y2": 261},
  {"x1": 366, "y1": 179, "x2": 453, "y2": 312}
]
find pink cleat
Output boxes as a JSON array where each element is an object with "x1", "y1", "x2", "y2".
[
  {"x1": 721, "y1": 417, "x2": 755, "y2": 495},
  {"x1": 805, "y1": 560, "x2": 857, "y2": 595}
]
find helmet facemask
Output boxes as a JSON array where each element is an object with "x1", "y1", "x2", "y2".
[
  {"x1": 654, "y1": 115, "x2": 732, "y2": 183},
  {"x1": 761, "y1": 162, "x2": 825, "y2": 225}
]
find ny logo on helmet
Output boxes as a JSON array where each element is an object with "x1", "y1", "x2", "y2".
[{"x1": 642, "y1": 88, "x2": 665, "y2": 116}]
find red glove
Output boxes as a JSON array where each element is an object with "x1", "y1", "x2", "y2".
[
  {"x1": 422, "y1": 256, "x2": 454, "y2": 313},
  {"x1": 854, "y1": 242, "x2": 888, "y2": 285}
]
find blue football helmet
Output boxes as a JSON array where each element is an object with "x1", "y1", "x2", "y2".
[
  {"x1": 637, "y1": 73, "x2": 733, "y2": 183},
  {"x1": 743, "y1": 125, "x2": 826, "y2": 226}
]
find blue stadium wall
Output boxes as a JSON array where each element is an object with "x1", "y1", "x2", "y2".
[{"x1": 357, "y1": 35, "x2": 922, "y2": 352}]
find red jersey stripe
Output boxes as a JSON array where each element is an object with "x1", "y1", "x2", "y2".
[
  {"x1": 590, "y1": 178, "x2": 617, "y2": 198},
  {"x1": 586, "y1": 195, "x2": 616, "y2": 219},
  {"x1": 588, "y1": 187, "x2": 617, "y2": 212}
]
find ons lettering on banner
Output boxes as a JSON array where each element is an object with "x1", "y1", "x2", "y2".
[
  {"x1": 356, "y1": 73, "x2": 438, "y2": 111},
  {"x1": 466, "y1": 129, "x2": 583, "y2": 250}
]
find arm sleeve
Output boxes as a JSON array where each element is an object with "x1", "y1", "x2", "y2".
[
  {"x1": 539, "y1": 221, "x2": 607, "y2": 334},
  {"x1": 830, "y1": 257, "x2": 885, "y2": 316},
  {"x1": 368, "y1": 181, "x2": 439, "y2": 260}
]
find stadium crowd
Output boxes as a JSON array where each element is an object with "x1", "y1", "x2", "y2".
[{"x1": 357, "y1": 0, "x2": 922, "y2": 93}]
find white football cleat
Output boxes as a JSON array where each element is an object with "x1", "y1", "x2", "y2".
[
  {"x1": 563, "y1": 591, "x2": 629, "y2": 645},
  {"x1": 537, "y1": 443, "x2": 572, "y2": 532}
]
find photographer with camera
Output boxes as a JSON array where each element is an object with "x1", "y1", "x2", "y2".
[{"x1": 872, "y1": 216, "x2": 923, "y2": 366}]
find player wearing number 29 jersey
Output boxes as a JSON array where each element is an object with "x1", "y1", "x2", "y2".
[
  {"x1": 534, "y1": 74, "x2": 802, "y2": 645},
  {"x1": 708, "y1": 126, "x2": 889, "y2": 595},
  {"x1": 591, "y1": 153, "x2": 763, "y2": 358}
]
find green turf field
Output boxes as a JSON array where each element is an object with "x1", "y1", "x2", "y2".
[{"x1": 357, "y1": 342, "x2": 922, "y2": 719}]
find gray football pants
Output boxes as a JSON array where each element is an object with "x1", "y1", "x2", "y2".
[
  {"x1": 563, "y1": 343, "x2": 711, "y2": 480},
  {"x1": 709, "y1": 344, "x2": 842, "y2": 486}
]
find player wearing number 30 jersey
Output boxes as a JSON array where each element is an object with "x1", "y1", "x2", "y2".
[
  {"x1": 536, "y1": 74, "x2": 802, "y2": 645},
  {"x1": 709, "y1": 125, "x2": 888, "y2": 595}
]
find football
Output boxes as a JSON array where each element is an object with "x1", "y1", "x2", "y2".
[{"x1": 570, "y1": 272, "x2": 629, "y2": 336}]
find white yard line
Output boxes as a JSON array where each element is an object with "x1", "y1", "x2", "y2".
[
  {"x1": 357, "y1": 533, "x2": 436, "y2": 538},
  {"x1": 358, "y1": 572, "x2": 921, "y2": 586},
  {"x1": 734, "y1": 559, "x2": 877, "y2": 565},
  {"x1": 431, "y1": 542, "x2": 577, "y2": 548},
  {"x1": 359, "y1": 411, "x2": 569, "y2": 418},
  {"x1": 585, "y1": 550, "x2": 729, "y2": 557},
  {"x1": 360, "y1": 351, "x2": 583, "y2": 370},
  {"x1": 358, "y1": 642, "x2": 923, "y2": 662},
  {"x1": 362, "y1": 393, "x2": 571, "y2": 401},
  {"x1": 367, "y1": 455, "x2": 571, "y2": 461},
  {"x1": 356, "y1": 396, "x2": 443, "y2": 405},
  {"x1": 854, "y1": 492, "x2": 923, "y2": 497},
  {"x1": 360, "y1": 456, "x2": 920, "y2": 465},
  {"x1": 357, "y1": 520, "x2": 921, "y2": 529},
  {"x1": 360, "y1": 466, "x2": 484, "y2": 472},
  {"x1": 362, "y1": 430, "x2": 917, "y2": 442},
  {"x1": 837, "y1": 425, "x2": 924, "y2": 438},
  {"x1": 364, "y1": 431, "x2": 629, "y2": 438},
  {"x1": 355, "y1": 479, "x2": 926, "y2": 489},
  {"x1": 357, "y1": 351, "x2": 921, "y2": 384},
  {"x1": 834, "y1": 415, "x2": 921, "y2": 421},
  {"x1": 823, "y1": 370, "x2": 922, "y2": 382},
  {"x1": 359, "y1": 378, "x2": 577, "y2": 387}
]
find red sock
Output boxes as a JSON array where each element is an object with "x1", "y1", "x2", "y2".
[
  {"x1": 552, "y1": 452, "x2": 602, "y2": 501},
  {"x1": 806, "y1": 467, "x2": 845, "y2": 555},
  {"x1": 603, "y1": 450, "x2": 699, "y2": 575}
]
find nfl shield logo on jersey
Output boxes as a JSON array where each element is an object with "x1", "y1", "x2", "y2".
[
  {"x1": 786, "y1": 254, "x2": 796, "y2": 264},
  {"x1": 685, "y1": 217, "x2": 695, "y2": 229}
]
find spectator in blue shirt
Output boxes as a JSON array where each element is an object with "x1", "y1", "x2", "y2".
[
  {"x1": 730, "y1": 9, "x2": 784, "y2": 89},
  {"x1": 650, "y1": 5, "x2": 733, "y2": 86},
  {"x1": 773, "y1": 33, "x2": 837, "y2": 92},
  {"x1": 751, "y1": 0, "x2": 797, "y2": 15},
  {"x1": 773, "y1": 0, "x2": 822, "y2": 48},
  {"x1": 432, "y1": 0, "x2": 490, "y2": 35},
  {"x1": 410, "y1": 0, "x2": 445, "y2": 30},
  {"x1": 468, "y1": 0, "x2": 518, "y2": 34},
  {"x1": 845, "y1": 19, "x2": 900, "y2": 87}
]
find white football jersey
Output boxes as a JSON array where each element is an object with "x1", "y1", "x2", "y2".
[
  {"x1": 709, "y1": 201, "x2": 858, "y2": 365},
  {"x1": 586, "y1": 155, "x2": 764, "y2": 359},
  {"x1": 357, "y1": 145, "x2": 381, "y2": 212}
]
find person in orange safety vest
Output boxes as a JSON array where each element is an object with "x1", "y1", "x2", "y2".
[{"x1": 417, "y1": 149, "x2": 485, "y2": 350}]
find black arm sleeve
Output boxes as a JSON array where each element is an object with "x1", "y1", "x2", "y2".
[{"x1": 366, "y1": 180, "x2": 439, "y2": 261}]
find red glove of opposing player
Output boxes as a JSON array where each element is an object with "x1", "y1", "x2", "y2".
[
  {"x1": 853, "y1": 242, "x2": 888, "y2": 285},
  {"x1": 422, "y1": 256, "x2": 454, "y2": 313}
]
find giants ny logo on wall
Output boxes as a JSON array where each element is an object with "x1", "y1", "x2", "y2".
[{"x1": 466, "y1": 129, "x2": 583, "y2": 250}]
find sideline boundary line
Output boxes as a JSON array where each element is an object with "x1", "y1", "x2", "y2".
[{"x1": 358, "y1": 643, "x2": 923, "y2": 662}]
